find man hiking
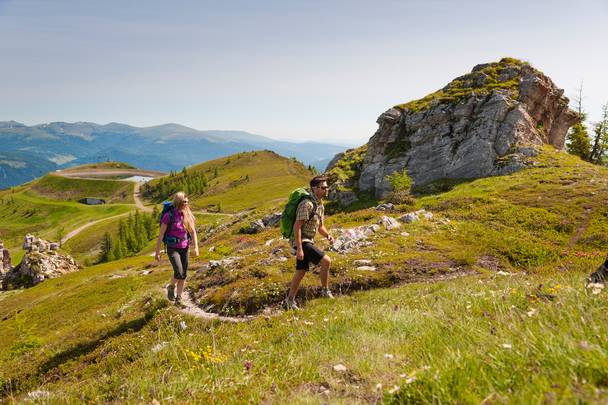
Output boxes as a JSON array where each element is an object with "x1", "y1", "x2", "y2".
[{"x1": 285, "y1": 175, "x2": 334, "y2": 310}]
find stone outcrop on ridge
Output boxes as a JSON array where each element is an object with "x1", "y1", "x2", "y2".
[
  {"x1": 0, "y1": 241, "x2": 11, "y2": 278},
  {"x1": 1, "y1": 235, "x2": 78, "y2": 290},
  {"x1": 327, "y1": 58, "x2": 579, "y2": 200}
]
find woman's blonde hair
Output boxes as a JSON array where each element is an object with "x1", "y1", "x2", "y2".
[{"x1": 173, "y1": 191, "x2": 196, "y2": 234}]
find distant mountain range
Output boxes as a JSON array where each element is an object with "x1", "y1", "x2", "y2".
[{"x1": 0, "y1": 121, "x2": 348, "y2": 189}]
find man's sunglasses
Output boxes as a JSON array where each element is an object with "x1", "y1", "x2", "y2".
[{"x1": 316, "y1": 186, "x2": 328, "y2": 190}]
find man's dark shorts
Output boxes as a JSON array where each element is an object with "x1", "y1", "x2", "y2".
[{"x1": 296, "y1": 242, "x2": 326, "y2": 271}]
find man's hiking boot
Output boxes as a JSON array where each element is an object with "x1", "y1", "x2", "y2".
[
  {"x1": 588, "y1": 263, "x2": 608, "y2": 284},
  {"x1": 284, "y1": 298, "x2": 300, "y2": 310},
  {"x1": 167, "y1": 284, "x2": 176, "y2": 301},
  {"x1": 174, "y1": 297, "x2": 186, "y2": 309},
  {"x1": 321, "y1": 289, "x2": 334, "y2": 299}
]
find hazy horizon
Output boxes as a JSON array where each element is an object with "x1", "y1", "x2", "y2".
[{"x1": 1, "y1": 0, "x2": 606, "y2": 145}]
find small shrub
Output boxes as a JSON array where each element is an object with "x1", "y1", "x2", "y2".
[{"x1": 387, "y1": 169, "x2": 412, "y2": 193}]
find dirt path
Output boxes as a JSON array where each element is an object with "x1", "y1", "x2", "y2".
[
  {"x1": 197, "y1": 210, "x2": 234, "y2": 217},
  {"x1": 133, "y1": 182, "x2": 153, "y2": 213},
  {"x1": 173, "y1": 289, "x2": 254, "y2": 323},
  {"x1": 565, "y1": 206, "x2": 594, "y2": 253},
  {"x1": 61, "y1": 212, "x2": 131, "y2": 245},
  {"x1": 59, "y1": 173, "x2": 156, "y2": 244}
]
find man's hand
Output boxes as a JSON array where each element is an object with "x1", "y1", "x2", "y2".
[
  {"x1": 327, "y1": 235, "x2": 334, "y2": 244},
  {"x1": 296, "y1": 248, "x2": 304, "y2": 261}
]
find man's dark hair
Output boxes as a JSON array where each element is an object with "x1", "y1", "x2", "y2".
[{"x1": 310, "y1": 175, "x2": 328, "y2": 189}]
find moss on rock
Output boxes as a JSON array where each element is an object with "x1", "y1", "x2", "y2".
[{"x1": 395, "y1": 57, "x2": 533, "y2": 113}]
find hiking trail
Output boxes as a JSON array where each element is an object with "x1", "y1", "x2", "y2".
[
  {"x1": 171, "y1": 289, "x2": 255, "y2": 323},
  {"x1": 61, "y1": 181, "x2": 153, "y2": 244}
]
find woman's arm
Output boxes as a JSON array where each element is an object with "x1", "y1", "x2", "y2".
[
  {"x1": 155, "y1": 222, "x2": 168, "y2": 261},
  {"x1": 192, "y1": 229, "x2": 199, "y2": 256}
]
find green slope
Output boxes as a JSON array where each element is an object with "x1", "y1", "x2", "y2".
[
  {"x1": 30, "y1": 174, "x2": 135, "y2": 203},
  {"x1": 1, "y1": 147, "x2": 608, "y2": 403},
  {"x1": 144, "y1": 150, "x2": 314, "y2": 212}
]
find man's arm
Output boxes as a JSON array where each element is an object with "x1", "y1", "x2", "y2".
[
  {"x1": 294, "y1": 219, "x2": 305, "y2": 260},
  {"x1": 318, "y1": 225, "x2": 334, "y2": 243}
]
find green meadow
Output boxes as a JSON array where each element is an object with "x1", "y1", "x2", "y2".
[{"x1": 1, "y1": 148, "x2": 608, "y2": 403}]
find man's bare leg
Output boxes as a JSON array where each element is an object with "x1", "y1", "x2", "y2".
[
  {"x1": 319, "y1": 255, "x2": 331, "y2": 289},
  {"x1": 288, "y1": 270, "x2": 307, "y2": 300}
]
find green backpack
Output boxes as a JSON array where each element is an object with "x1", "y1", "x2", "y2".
[{"x1": 280, "y1": 188, "x2": 317, "y2": 239}]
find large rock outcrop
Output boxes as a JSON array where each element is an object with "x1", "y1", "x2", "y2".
[
  {"x1": 0, "y1": 240, "x2": 11, "y2": 278},
  {"x1": 328, "y1": 58, "x2": 579, "y2": 199},
  {"x1": 2, "y1": 235, "x2": 78, "y2": 290}
]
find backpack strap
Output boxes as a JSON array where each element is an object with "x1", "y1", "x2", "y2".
[
  {"x1": 301, "y1": 195, "x2": 318, "y2": 222},
  {"x1": 168, "y1": 207, "x2": 175, "y2": 225}
]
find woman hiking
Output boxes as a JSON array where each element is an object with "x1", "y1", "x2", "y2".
[{"x1": 155, "y1": 191, "x2": 199, "y2": 306}]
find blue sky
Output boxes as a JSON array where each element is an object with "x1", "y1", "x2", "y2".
[{"x1": 0, "y1": 0, "x2": 606, "y2": 146}]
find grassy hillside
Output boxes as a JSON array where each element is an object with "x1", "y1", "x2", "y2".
[
  {"x1": 61, "y1": 216, "x2": 124, "y2": 265},
  {"x1": 1, "y1": 147, "x2": 608, "y2": 403},
  {"x1": 61, "y1": 162, "x2": 136, "y2": 171},
  {"x1": 0, "y1": 190, "x2": 132, "y2": 248},
  {"x1": 144, "y1": 150, "x2": 314, "y2": 212},
  {"x1": 30, "y1": 174, "x2": 134, "y2": 203}
]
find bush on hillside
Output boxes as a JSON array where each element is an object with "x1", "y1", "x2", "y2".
[{"x1": 99, "y1": 210, "x2": 156, "y2": 263}]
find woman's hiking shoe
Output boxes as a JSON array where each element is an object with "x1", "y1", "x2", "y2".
[
  {"x1": 321, "y1": 289, "x2": 334, "y2": 299},
  {"x1": 167, "y1": 285, "x2": 176, "y2": 301},
  {"x1": 588, "y1": 264, "x2": 608, "y2": 284},
  {"x1": 174, "y1": 297, "x2": 186, "y2": 309},
  {"x1": 284, "y1": 298, "x2": 299, "y2": 310}
]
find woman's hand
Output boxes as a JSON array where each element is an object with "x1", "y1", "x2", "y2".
[
  {"x1": 154, "y1": 251, "x2": 161, "y2": 262},
  {"x1": 194, "y1": 246, "x2": 200, "y2": 257}
]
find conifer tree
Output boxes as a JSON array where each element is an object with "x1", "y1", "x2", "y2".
[
  {"x1": 567, "y1": 120, "x2": 591, "y2": 160},
  {"x1": 590, "y1": 103, "x2": 608, "y2": 165},
  {"x1": 100, "y1": 232, "x2": 114, "y2": 262},
  {"x1": 566, "y1": 84, "x2": 591, "y2": 160}
]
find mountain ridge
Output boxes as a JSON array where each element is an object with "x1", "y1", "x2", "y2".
[{"x1": 0, "y1": 121, "x2": 346, "y2": 189}]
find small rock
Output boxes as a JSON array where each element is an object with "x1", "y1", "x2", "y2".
[
  {"x1": 399, "y1": 213, "x2": 419, "y2": 224},
  {"x1": 353, "y1": 259, "x2": 373, "y2": 266},
  {"x1": 405, "y1": 376, "x2": 417, "y2": 384},
  {"x1": 496, "y1": 271, "x2": 512, "y2": 276},
  {"x1": 379, "y1": 216, "x2": 401, "y2": 230},
  {"x1": 261, "y1": 212, "x2": 282, "y2": 227},
  {"x1": 179, "y1": 321, "x2": 187, "y2": 331},
  {"x1": 384, "y1": 353, "x2": 394, "y2": 359},
  {"x1": 375, "y1": 203, "x2": 395, "y2": 211},
  {"x1": 333, "y1": 364, "x2": 348, "y2": 372},
  {"x1": 400, "y1": 231, "x2": 410, "y2": 237},
  {"x1": 264, "y1": 239, "x2": 275, "y2": 246},
  {"x1": 356, "y1": 266, "x2": 376, "y2": 271},
  {"x1": 151, "y1": 341, "x2": 168, "y2": 353},
  {"x1": 579, "y1": 340, "x2": 592, "y2": 351},
  {"x1": 26, "y1": 390, "x2": 50, "y2": 399}
]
